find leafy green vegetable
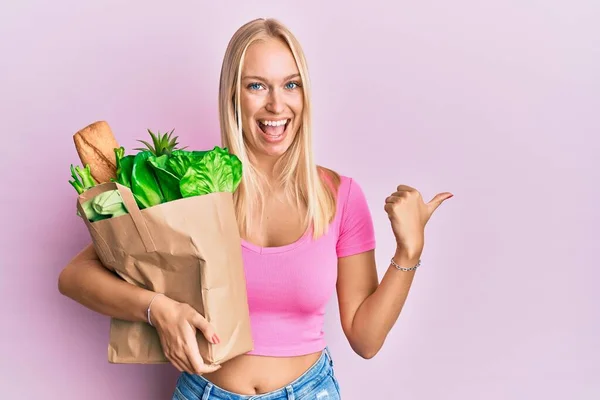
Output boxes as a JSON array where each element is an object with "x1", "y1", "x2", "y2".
[
  {"x1": 69, "y1": 164, "x2": 96, "y2": 194},
  {"x1": 69, "y1": 163, "x2": 107, "y2": 221},
  {"x1": 147, "y1": 154, "x2": 182, "y2": 202},
  {"x1": 68, "y1": 164, "x2": 127, "y2": 222},
  {"x1": 131, "y1": 150, "x2": 165, "y2": 209},
  {"x1": 191, "y1": 150, "x2": 208, "y2": 158},
  {"x1": 76, "y1": 190, "x2": 128, "y2": 222},
  {"x1": 164, "y1": 150, "x2": 205, "y2": 179},
  {"x1": 80, "y1": 199, "x2": 108, "y2": 221},
  {"x1": 114, "y1": 146, "x2": 135, "y2": 189},
  {"x1": 227, "y1": 150, "x2": 242, "y2": 191},
  {"x1": 179, "y1": 146, "x2": 242, "y2": 197},
  {"x1": 92, "y1": 190, "x2": 128, "y2": 218},
  {"x1": 70, "y1": 129, "x2": 243, "y2": 221}
]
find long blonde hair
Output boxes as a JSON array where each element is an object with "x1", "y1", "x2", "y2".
[{"x1": 218, "y1": 18, "x2": 340, "y2": 240}]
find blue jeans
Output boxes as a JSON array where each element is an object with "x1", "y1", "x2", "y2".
[{"x1": 172, "y1": 347, "x2": 342, "y2": 399}]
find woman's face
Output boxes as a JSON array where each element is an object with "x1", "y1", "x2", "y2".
[{"x1": 239, "y1": 37, "x2": 304, "y2": 161}]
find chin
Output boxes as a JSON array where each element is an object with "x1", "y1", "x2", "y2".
[
  {"x1": 256, "y1": 138, "x2": 293, "y2": 158},
  {"x1": 263, "y1": 147, "x2": 290, "y2": 158},
  {"x1": 251, "y1": 118, "x2": 298, "y2": 159}
]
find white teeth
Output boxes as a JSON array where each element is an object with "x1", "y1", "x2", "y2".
[{"x1": 260, "y1": 119, "x2": 288, "y2": 126}]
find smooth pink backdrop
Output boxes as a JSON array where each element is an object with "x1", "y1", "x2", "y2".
[{"x1": 2, "y1": 1, "x2": 598, "y2": 399}]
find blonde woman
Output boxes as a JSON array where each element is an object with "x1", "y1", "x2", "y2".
[{"x1": 58, "y1": 18, "x2": 452, "y2": 400}]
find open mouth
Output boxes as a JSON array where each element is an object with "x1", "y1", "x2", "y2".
[{"x1": 257, "y1": 118, "x2": 290, "y2": 140}]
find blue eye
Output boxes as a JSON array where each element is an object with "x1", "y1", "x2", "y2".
[
  {"x1": 248, "y1": 82, "x2": 263, "y2": 90},
  {"x1": 285, "y1": 81, "x2": 300, "y2": 90}
]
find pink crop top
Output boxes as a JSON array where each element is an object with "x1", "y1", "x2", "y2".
[{"x1": 241, "y1": 175, "x2": 376, "y2": 356}]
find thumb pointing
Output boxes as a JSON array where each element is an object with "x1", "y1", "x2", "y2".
[{"x1": 427, "y1": 192, "x2": 453, "y2": 214}]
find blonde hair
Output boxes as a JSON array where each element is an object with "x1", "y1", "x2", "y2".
[{"x1": 218, "y1": 18, "x2": 340, "y2": 240}]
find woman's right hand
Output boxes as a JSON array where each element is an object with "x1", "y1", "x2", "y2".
[{"x1": 149, "y1": 294, "x2": 222, "y2": 375}]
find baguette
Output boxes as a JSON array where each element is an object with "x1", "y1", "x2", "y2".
[{"x1": 73, "y1": 121, "x2": 120, "y2": 184}]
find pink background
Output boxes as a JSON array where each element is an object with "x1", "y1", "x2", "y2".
[{"x1": 2, "y1": 1, "x2": 599, "y2": 399}]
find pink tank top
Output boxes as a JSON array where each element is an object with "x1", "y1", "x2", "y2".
[{"x1": 241, "y1": 175, "x2": 376, "y2": 356}]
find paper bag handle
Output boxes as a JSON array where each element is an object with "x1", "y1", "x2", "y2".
[{"x1": 76, "y1": 182, "x2": 157, "y2": 256}]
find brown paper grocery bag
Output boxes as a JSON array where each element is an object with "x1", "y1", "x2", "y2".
[{"x1": 76, "y1": 182, "x2": 253, "y2": 365}]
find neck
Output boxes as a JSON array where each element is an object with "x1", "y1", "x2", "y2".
[{"x1": 249, "y1": 152, "x2": 282, "y2": 190}]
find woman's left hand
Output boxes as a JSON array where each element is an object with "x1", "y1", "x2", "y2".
[{"x1": 384, "y1": 185, "x2": 453, "y2": 260}]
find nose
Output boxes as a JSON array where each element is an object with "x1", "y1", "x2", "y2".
[{"x1": 265, "y1": 89, "x2": 285, "y2": 114}]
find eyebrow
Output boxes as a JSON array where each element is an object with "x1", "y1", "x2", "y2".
[{"x1": 242, "y1": 73, "x2": 300, "y2": 82}]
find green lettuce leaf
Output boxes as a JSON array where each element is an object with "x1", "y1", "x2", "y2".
[
  {"x1": 179, "y1": 146, "x2": 242, "y2": 197},
  {"x1": 164, "y1": 150, "x2": 205, "y2": 179},
  {"x1": 131, "y1": 150, "x2": 164, "y2": 208},
  {"x1": 228, "y1": 151, "x2": 242, "y2": 191},
  {"x1": 147, "y1": 154, "x2": 183, "y2": 202}
]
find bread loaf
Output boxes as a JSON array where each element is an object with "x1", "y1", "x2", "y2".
[{"x1": 73, "y1": 121, "x2": 120, "y2": 184}]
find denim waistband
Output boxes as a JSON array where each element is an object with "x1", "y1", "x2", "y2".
[{"x1": 175, "y1": 346, "x2": 335, "y2": 399}]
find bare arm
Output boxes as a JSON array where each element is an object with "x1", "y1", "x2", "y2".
[
  {"x1": 337, "y1": 182, "x2": 451, "y2": 359},
  {"x1": 57, "y1": 242, "x2": 154, "y2": 323},
  {"x1": 57, "y1": 242, "x2": 221, "y2": 374},
  {"x1": 337, "y1": 249, "x2": 418, "y2": 360}
]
